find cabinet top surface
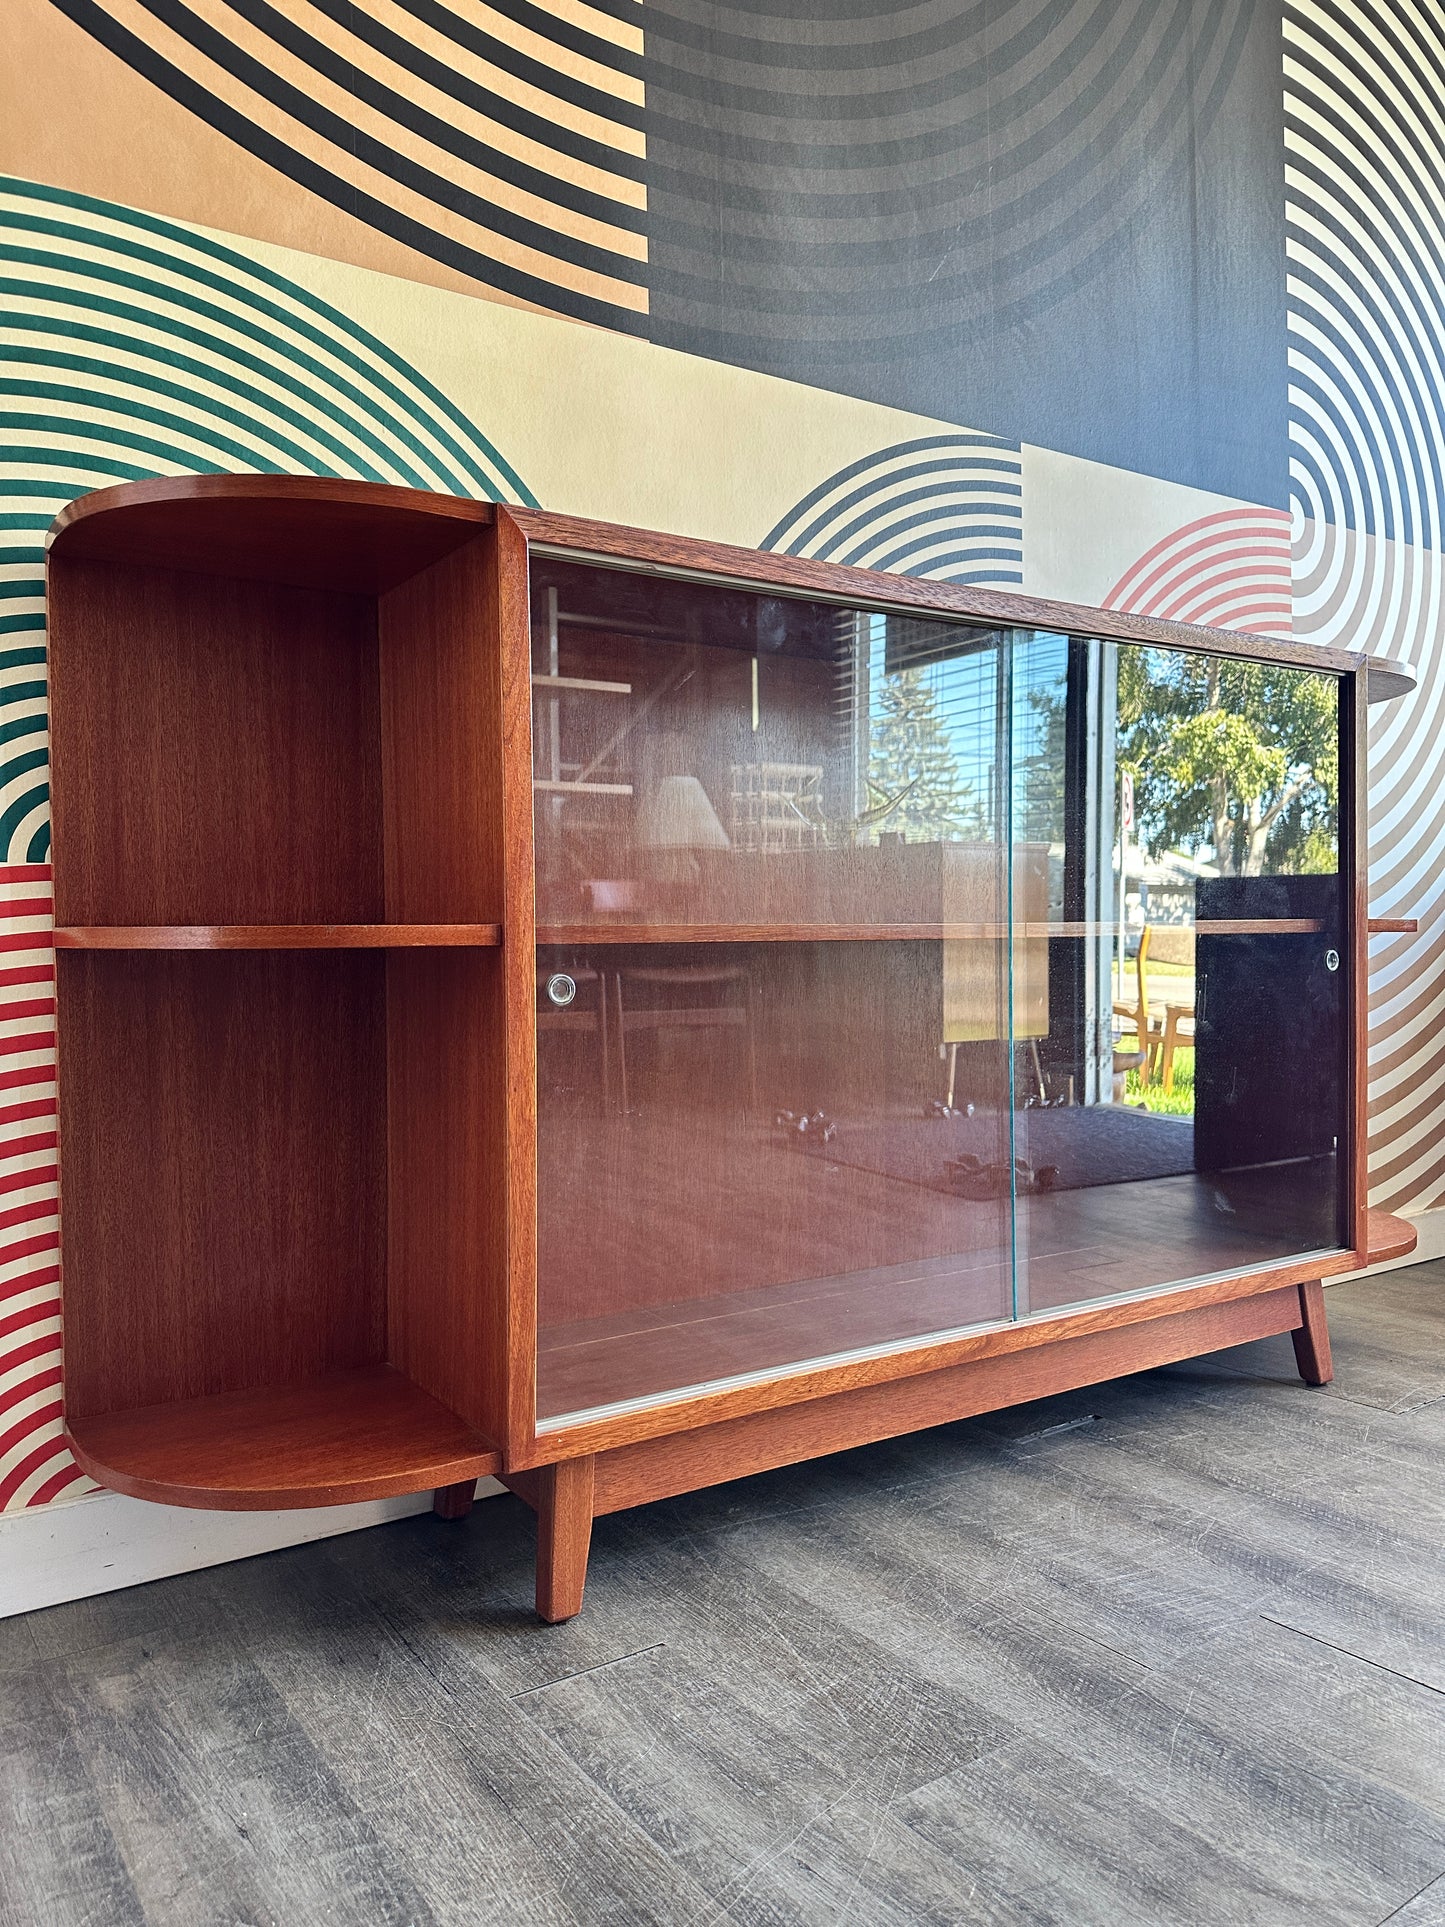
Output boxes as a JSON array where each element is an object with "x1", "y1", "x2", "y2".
[
  {"x1": 49, "y1": 474, "x2": 495, "y2": 596},
  {"x1": 46, "y1": 475, "x2": 1412, "y2": 694}
]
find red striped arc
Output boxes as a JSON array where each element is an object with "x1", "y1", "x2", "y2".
[
  {"x1": 0, "y1": 864, "x2": 90, "y2": 1510},
  {"x1": 1104, "y1": 508, "x2": 1293, "y2": 636}
]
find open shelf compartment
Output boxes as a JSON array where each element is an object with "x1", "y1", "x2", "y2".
[
  {"x1": 49, "y1": 483, "x2": 519, "y2": 1505},
  {"x1": 55, "y1": 925, "x2": 503, "y2": 950},
  {"x1": 66, "y1": 1366, "x2": 501, "y2": 1510}
]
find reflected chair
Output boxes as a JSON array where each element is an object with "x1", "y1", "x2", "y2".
[
  {"x1": 537, "y1": 964, "x2": 611, "y2": 1109},
  {"x1": 613, "y1": 964, "x2": 758, "y2": 1114},
  {"x1": 1113, "y1": 924, "x2": 1196, "y2": 1087}
]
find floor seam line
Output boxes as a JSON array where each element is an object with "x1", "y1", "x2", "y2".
[
  {"x1": 1259, "y1": 1614, "x2": 1445, "y2": 1699},
  {"x1": 509, "y1": 1642, "x2": 666, "y2": 1698},
  {"x1": 1374, "y1": 1868, "x2": 1445, "y2": 1925}
]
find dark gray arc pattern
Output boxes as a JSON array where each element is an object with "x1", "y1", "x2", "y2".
[
  {"x1": 761, "y1": 434, "x2": 1023, "y2": 587},
  {"x1": 644, "y1": 0, "x2": 1255, "y2": 359}
]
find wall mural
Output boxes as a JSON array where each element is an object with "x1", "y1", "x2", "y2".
[
  {"x1": 1102, "y1": 509, "x2": 1293, "y2": 636},
  {"x1": 1284, "y1": 0, "x2": 1445, "y2": 1207},
  {"x1": 760, "y1": 435, "x2": 1024, "y2": 587},
  {"x1": 0, "y1": 0, "x2": 1439, "y2": 1512},
  {"x1": 46, "y1": 0, "x2": 649, "y2": 330}
]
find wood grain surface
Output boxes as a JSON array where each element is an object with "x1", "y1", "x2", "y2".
[
  {"x1": 532, "y1": 1456, "x2": 596, "y2": 1624},
  {"x1": 589, "y1": 1286, "x2": 1305, "y2": 1515},
  {"x1": 515, "y1": 505, "x2": 1369, "y2": 679},
  {"x1": 536, "y1": 919, "x2": 1327, "y2": 944},
  {"x1": 48, "y1": 557, "x2": 384, "y2": 927},
  {"x1": 57, "y1": 948, "x2": 388, "y2": 1419},
  {"x1": 379, "y1": 532, "x2": 501, "y2": 925},
  {"x1": 1291, "y1": 1280, "x2": 1334, "y2": 1387},
  {"x1": 494, "y1": 508, "x2": 541, "y2": 1459},
  {"x1": 63, "y1": 1366, "x2": 500, "y2": 1508},
  {"x1": 50, "y1": 474, "x2": 491, "y2": 594},
  {"x1": 386, "y1": 947, "x2": 508, "y2": 1439},
  {"x1": 521, "y1": 1243, "x2": 1365, "y2": 1467},
  {"x1": 1367, "y1": 1208, "x2": 1419, "y2": 1265},
  {"x1": 53, "y1": 925, "x2": 502, "y2": 949}
]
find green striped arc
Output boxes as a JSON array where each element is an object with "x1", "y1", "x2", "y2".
[
  {"x1": 2, "y1": 177, "x2": 536, "y2": 499},
  {"x1": 0, "y1": 173, "x2": 536, "y2": 863}
]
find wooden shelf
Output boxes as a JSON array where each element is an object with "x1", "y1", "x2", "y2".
[
  {"x1": 64, "y1": 1366, "x2": 501, "y2": 1510},
  {"x1": 54, "y1": 924, "x2": 503, "y2": 950},
  {"x1": 537, "y1": 918, "x2": 1327, "y2": 946},
  {"x1": 539, "y1": 923, "x2": 974, "y2": 944},
  {"x1": 49, "y1": 473, "x2": 489, "y2": 595},
  {"x1": 1365, "y1": 1209, "x2": 1417, "y2": 1266}
]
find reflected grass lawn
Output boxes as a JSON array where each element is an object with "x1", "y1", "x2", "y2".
[{"x1": 1121, "y1": 1040, "x2": 1195, "y2": 1117}]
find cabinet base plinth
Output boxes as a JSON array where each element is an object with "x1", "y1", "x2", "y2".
[{"x1": 514, "y1": 1278, "x2": 1346, "y2": 1617}]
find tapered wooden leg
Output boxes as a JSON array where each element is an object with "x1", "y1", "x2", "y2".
[
  {"x1": 1291, "y1": 1279, "x2": 1334, "y2": 1386},
  {"x1": 536, "y1": 1456, "x2": 595, "y2": 1623},
  {"x1": 432, "y1": 1478, "x2": 477, "y2": 1521}
]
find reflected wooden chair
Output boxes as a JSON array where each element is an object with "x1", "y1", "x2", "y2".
[
  {"x1": 537, "y1": 965, "x2": 611, "y2": 1110},
  {"x1": 1113, "y1": 924, "x2": 1196, "y2": 1088},
  {"x1": 613, "y1": 964, "x2": 758, "y2": 1114}
]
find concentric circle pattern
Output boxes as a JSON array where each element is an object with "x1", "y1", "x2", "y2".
[
  {"x1": 1285, "y1": 0, "x2": 1445, "y2": 1209},
  {"x1": 646, "y1": 0, "x2": 1254, "y2": 365},
  {"x1": 1105, "y1": 509, "x2": 1293, "y2": 637},
  {"x1": 51, "y1": 0, "x2": 650, "y2": 330},
  {"x1": 0, "y1": 172, "x2": 531, "y2": 1510},
  {"x1": 761, "y1": 434, "x2": 1023, "y2": 587}
]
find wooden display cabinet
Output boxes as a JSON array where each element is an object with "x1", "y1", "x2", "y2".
[{"x1": 47, "y1": 476, "x2": 1416, "y2": 1620}]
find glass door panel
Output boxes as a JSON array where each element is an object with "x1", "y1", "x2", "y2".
[
  {"x1": 1010, "y1": 633, "x2": 1349, "y2": 1317},
  {"x1": 531, "y1": 559, "x2": 1016, "y2": 1423},
  {"x1": 530, "y1": 555, "x2": 1352, "y2": 1426}
]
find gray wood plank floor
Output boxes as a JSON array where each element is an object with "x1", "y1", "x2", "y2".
[{"x1": 3, "y1": 1265, "x2": 1444, "y2": 1927}]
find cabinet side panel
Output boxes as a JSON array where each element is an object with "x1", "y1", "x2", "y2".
[
  {"x1": 48, "y1": 558, "x2": 383, "y2": 926},
  {"x1": 385, "y1": 949, "x2": 506, "y2": 1436},
  {"x1": 58, "y1": 951, "x2": 388, "y2": 1418},
  {"x1": 379, "y1": 528, "x2": 512, "y2": 1440},
  {"x1": 378, "y1": 534, "x2": 501, "y2": 922},
  {"x1": 495, "y1": 511, "x2": 538, "y2": 1454}
]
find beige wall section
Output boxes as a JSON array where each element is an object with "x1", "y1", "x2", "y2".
[
  {"x1": 1021, "y1": 443, "x2": 1252, "y2": 607},
  {"x1": 238, "y1": 230, "x2": 973, "y2": 549},
  {"x1": 0, "y1": 0, "x2": 532, "y2": 309}
]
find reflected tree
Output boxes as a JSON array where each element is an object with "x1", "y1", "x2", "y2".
[
  {"x1": 1118, "y1": 651, "x2": 1337, "y2": 875},
  {"x1": 868, "y1": 667, "x2": 983, "y2": 841}
]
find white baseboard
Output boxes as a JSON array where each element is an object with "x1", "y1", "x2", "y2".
[{"x1": 0, "y1": 1477, "x2": 504, "y2": 1620}]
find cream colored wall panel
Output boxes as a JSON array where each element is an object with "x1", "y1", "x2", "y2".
[{"x1": 233, "y1": 228, "x2": 973, "y2": 550}]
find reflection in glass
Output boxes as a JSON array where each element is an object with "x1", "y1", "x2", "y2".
[
  {"x1": 530, "y1": 557, "x2": 1350, "y2": 1424},
  {"x1": 531, "y1": 562, "x2": 1014, "y2": 1420},
  {"x1": 1012, "y1": 636, "x2": 1346, "y2": 1314}
]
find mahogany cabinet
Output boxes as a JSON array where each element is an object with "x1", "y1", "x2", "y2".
[{"x1": 46, "y1": 476, "x2": 1415, "y2": 1620}]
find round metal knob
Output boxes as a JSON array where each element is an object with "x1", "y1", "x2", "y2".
[
  {"x1": 546, "y1": 972, "x2": 577, "y2": 1008},
  {"x1": 1324, "y1": 949, "x2": 1340, "y2": 973}
]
